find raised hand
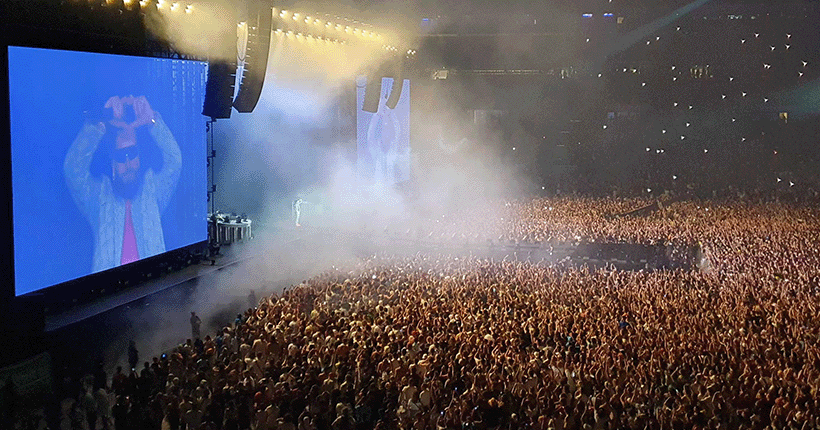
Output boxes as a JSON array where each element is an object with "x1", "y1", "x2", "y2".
[
  {"x1": 105, "y1": 95, "x2": 155, "y2": 130},
  {"x1": 104, "y1": 96, "x2": 125, "y2": 120},
  {"x1": 131, "y1": 96, "x2": 155, "y2": 128}
]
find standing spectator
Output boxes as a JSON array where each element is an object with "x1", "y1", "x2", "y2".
[
  {"x1": 111, "y1": 367, "x2": 126, "y2": 396},
  {"x1": 127, "y1": 341, "x2": 138, "y2": 371},
  {"x1": 248, "y1": 290, "x2": 257, "y2": 309},
  {"x1": 111, "y1": 396, "x2": 127, "y2": 430},
  {"x1": 190, "y1": 311, "x2": 202, "y2": 340},
  {"x1": 93, "y1": 360, "x2": 108, "y2": 392},
  {"x1": 80, "y1": 387, "x2": 97, "y2": 430},
  {"x1": 94, "y1": 387, "x2": 112, "y2": 430}
]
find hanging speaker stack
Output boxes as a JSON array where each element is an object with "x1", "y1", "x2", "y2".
[
  {"x1": 202, "y1": 60, "x2": 236, "y2": 119},
  {"x1": 233, "y1": 5, "x2": 272, "y2": 113}
]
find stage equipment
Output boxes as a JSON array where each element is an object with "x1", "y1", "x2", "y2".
[
  {"x1": 233, "y1": 5, "x2": 272, "y2": 113},
  {"x1": 203, "y1": 61, "x2": 236, "y2": 119},
  {"x1": 209, "y1": 212, "x2": 253, "y2": 246}
]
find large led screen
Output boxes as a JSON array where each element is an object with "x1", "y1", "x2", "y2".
[
  {"x1": 356, "y1": 77, "x2": 411, "y2": 185},
  {"x1": 8, "y1": 47, "x2": 209, "y2": 296}
]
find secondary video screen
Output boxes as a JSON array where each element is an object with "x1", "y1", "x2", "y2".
[
  {"x1": 356, "y1": 77, "x2": 411, "y2": 185},
  {"x1": 8, "y1": 46, "x2": 209, "y2": 296}
]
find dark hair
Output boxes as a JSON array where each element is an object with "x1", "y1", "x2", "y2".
[{"x1": 90, "y1": 119, "x2": 163, "y2": 178}]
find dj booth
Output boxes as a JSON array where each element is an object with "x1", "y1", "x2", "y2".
[{"x1": 208, "y1": 212, "x2": 253, "y2": 246}]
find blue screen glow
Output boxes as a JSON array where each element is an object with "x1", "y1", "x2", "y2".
[{"x1": 8, "y1": 46, "x2": 209, "y2": 296}]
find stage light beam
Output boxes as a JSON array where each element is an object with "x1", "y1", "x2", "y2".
[{"x1": 587, "y1": 0, "x2": 715, "y2": 73}]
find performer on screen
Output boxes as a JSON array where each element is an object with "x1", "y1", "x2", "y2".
[
  {"x1": 64, "y1": 95, "x2": 181, "y2": 273},
  {"x1": 367, "y1": 92, "x2": 401, "y2": 184}
]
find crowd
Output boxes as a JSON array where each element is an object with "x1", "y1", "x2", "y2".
[{"x1": 49, "y1": 196, "x2": 820, "y2": 430}]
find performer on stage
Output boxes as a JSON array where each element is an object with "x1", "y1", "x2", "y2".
[{"x1": 292, "y1": 198, "x2": 304, "y2": 227}]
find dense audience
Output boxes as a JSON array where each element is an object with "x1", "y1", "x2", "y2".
[{"x1": 52, "y1": 196, "x2": 820, "y2": 430}]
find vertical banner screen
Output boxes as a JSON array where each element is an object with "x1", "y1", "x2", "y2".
[{"x1": 356, "y1": 77, "x2": 411, "y2": 184}]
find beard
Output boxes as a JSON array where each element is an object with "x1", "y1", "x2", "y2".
[{"x1": 113, "y1": 168, "x2": 145, "y2": 200}]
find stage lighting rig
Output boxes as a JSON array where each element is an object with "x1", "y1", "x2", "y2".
[{"x1": 270, "y1": 6, "x2": 391, "y2": 49}]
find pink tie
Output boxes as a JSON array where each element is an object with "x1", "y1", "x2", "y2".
[{"x1": 121, "y1": 200, "x2": 140, "y2": 265}]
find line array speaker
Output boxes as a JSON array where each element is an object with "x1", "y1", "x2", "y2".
[
  {"x1": 233, "y1": 6, "x2": 272, "y2": 113},
  {"x1": 202, "y1": 61, "x2": 236, "y2": 119}
]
